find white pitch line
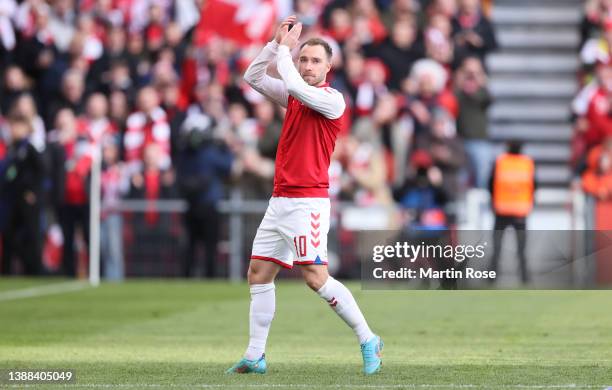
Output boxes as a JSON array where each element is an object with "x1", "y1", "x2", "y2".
[
  {"x1": 0, "y1": 281, "x2": 90, "y2": 302},
  {"x1": 6, "y1": 384, "x2": 607, "y2": 389}
]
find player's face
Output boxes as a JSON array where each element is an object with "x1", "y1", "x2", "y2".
[{"x1": 298, "y1": 45, "x2": 331, "y2": 87}]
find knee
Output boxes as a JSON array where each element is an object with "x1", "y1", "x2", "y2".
[
  {"x1": 303, "y1": 269, "x2": 328, "y2": 291},
  {"x1": 247, "y1": 265, "x2": 260, "y2": 285},
  {"x1": 247, "y1": 263, "x2": 274, "y2": 285}
]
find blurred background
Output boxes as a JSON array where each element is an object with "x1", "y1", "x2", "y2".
[{"x1": 0, "y1": 0, "x2": 609, "y2": 285}]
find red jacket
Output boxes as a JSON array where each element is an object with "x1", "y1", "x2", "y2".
[{"x1": 585, "y1": 88, "x2": 612, "y2": 147}]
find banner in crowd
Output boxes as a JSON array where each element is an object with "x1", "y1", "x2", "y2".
[{"x1": 194, "y1": 0, "x2": 276, "y2": 47}]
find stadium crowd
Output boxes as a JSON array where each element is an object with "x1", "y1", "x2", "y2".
[
  {"x1": 0, "y1": 0, "x2": 498, "y2": 278},
  {"x1": 575, "y1": 0, "x2": 612, "y2": 216}
]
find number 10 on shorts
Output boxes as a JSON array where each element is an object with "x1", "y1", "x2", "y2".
[{"x1": 294, "y1": 235, "x2": 307, "y2": 257}]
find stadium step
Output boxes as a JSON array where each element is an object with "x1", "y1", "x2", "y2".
[
  {"x1": 489, "y1": 102, "x2": 570, "y2": 122},
  {"x1": 488, "y1": 0, "x2": 579, "y2": 193},
  {"x1": 534, "y1": 188, "x2": 572, "y2": 206},
  {"x1": 487, "y1": 53, "x2": 578, "y2": 74},
  {"x1": 535, "y1": 165, "x2": 573, "y2": 185},
  {"x1": 489, "y1": 123, "x2": 573, "y2": 142},
  {"x1": 523, "y1": 143, "x2": 571, "y2": 162},
  {"x1": 489, "y1": 77, "x2": 577, "y2": 99},
  {"x1": 492, "y1": 6, "x2": 582, "y2": 26},
  {"x1": 490, "y1": 142, "x2": 570, "y2": 164},
  {"x1": 497, "y1": 29, "x2": 580, "y2": 50}
]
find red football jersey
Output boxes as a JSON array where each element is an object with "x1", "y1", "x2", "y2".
[
  {"x1": 244, "y1": 41, "x2": 346, "y2": 197},
  {"x1": 273, "y1": 86, "x2": 344, "y2": 197}
]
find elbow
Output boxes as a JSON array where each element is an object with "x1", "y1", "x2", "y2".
[
  {"x1": 243, "y1": 71, "x2": 255, "y2": 86},
  {"x1": 243, "y1": 67, "x2": 258, "y2": 87},
  {"x1": 328, "y1": 101, "x2": 346, "y2": 120}
]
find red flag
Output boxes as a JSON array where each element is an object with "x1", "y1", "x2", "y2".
[{"x1": 194, "y1": 0, "x2": 276, "y2": 47}]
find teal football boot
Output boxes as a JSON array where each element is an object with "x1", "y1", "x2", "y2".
[
  {"x1": 226, "y1": 354, "x2": 267, "y2": 374},
  {"x1": 360, "y1": 335, "x2": 383, "y2": 375}
]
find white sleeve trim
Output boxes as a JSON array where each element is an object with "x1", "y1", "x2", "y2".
[
  {"x1": 276, "y1": 45, "x2": 346, "y2": 120},
  {"x1": 243, "y1": 41, "x2": 289, "y2": 108}
]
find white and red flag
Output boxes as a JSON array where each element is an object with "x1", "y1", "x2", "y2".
[{"x1": 194, "y1": 0, "x2": 276, "y2": 47}]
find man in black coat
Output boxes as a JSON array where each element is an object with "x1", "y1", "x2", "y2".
[
  {"x1": 452, "y1": 0, "x2": 498, "y2": 63},
  {"x1": 1, "y1": 117, "x2": 44, "y2": 275}
]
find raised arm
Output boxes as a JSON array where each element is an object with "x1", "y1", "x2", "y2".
[
  {"x1": 243, "y1": 16, "x2": 297, "y2": 108},
  {"x1": 243, "y1": 41, "x2": 288, "y2": 107}
]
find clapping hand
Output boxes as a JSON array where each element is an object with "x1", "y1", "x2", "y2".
[
  {"x1": 275, "y1": 15, "x2": 297, "y2": 44},
  {"x1": 279, "y1": 22, "x2": 302, "y2": 50}
]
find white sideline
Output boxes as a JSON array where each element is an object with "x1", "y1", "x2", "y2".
[
  {"x1": 0, "y1": 281, "x2": 90, "y2": 302},
  {"x1": 6, "y1": 384, "x2": 606, "y2": 389}
]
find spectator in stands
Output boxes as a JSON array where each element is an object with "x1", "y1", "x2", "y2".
[
  {"x1": 1, "y1": 65, "x2": 30, "y2": 115},
  {"x1": 428, "y1": 0, "x2": 458, "y2": 20},
  {"x1": 161, "y1": 84, "x2": 187, "y2": 159},
  {"x1": 254, "y1": 100, "x2": 282, "y2": 163},
  {"x1": 252, "y1": 100, "x2": 282, "y2": 196},
  {"x1": 581, "y1": 4, "x2": 612, "y2": 67},
  {"x1": 363, "y1": 18, "x2": 425, "y2": 91},
  {"x1": 416, "y1": 107, "x2": 466, "y2": 199},
  {"x1": 455, "y1": 56, "x2": 492, "y2": 188},
  {"x1": 125, "y1": 32, "x2": 150, "y2": 88},
  {"x1": 0, "y1": 0, "x2": 17, "y2": 70},
  {"x1": 47, "y1": 108, "x2": 92, "y2": 277},
  {"x1": 88, "y1": 26, "x2": 128, "y2": 94},
  {"x1": 107, "y1": 61, "x2": 135, "y2": 102},
  {"x1": 124, "y1": 86, "x2": 171, "y2": 174},
  {"x1": 14, "y1": 2, "x2": 56, "y2": 86},
  {"x1": 100, "y1": 135, "x2": 128, "y2": 281},
  {"x1": 424, "y1": 12, "x2": 456, "y2": 71},
  {"x1": 325, "y1": 7, "x2": 353, "y2": 46},
  {"x1": 582, "y1": 136, "x2": 612, "y2": 202},
  {"x1": 584, "y1": 63, "x2": 612, "y2": 148},
  {"x1": 393, "y1": 149, "x2": 449, "y2": 230},
  {"x1": 176, "y1": 113, "x2": 235, "y2": 278},
  {"x1": 79, "y1": 93, "x2": 117, "y2": 145},
  {"x1": 380, "y1": 0, "x2": 419, "y2": 30},
  {"x1": 489, "y1": 141, "x2": 536, "y2": 284},
  {"x1": 350, "y1": 0, "x2": 388, "y2": 45},
  {"x1": 8, "y1": 93, "x2": 46, "y2": 152},
  {"x1": 108, "y1": 90, "x2": 129, "y2": 134},
  {"x1": 354, "y1": 59, "x2": 389, "y2": 117},
  {"x1": 342, "y1": 121, "x2": 393, "y2": 207},
  {"x1": 46, "y1": 69, "x2": 86, "y2": 129},
  {"x1": 1, "y1": 116, "x2": 44, "y2": 275},
  {"x1": 333, "y1": 50, "x2": 366, "y2": 111},
  {"x1": 452, "y1": 0, "x2": 497, "y2": 63},
  {"x1": 581, "y1": 0, "x2": 612, "y2": 47},
  {"x1": 127, "y1": 143, "x2": 177, "y2": 270},
  {"x1": 404, "y1": 58, "x2": 457, "y2": 136},
  {"x1": 128, "y1": 143, "x2": 176, "y2": 223}
]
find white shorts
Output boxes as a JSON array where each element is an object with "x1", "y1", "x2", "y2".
[{"x1": 250, "y1": 197, "x2": 330, "y2": 269}]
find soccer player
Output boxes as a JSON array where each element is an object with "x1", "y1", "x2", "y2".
[{"x1": 226, "y1": 16, "x2": 383, "y2": 375}]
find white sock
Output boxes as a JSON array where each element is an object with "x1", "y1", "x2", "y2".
[
  {"x1": 244, "y1": 283, "x2": 275, "y2": 360},
  {"x1": 316, "y1": 276, "x2": 375, "y2": 344}
]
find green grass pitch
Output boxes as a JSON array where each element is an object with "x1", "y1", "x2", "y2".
[{"x1": 1, "y1": 278, "x2": 612, "y2": 389}]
